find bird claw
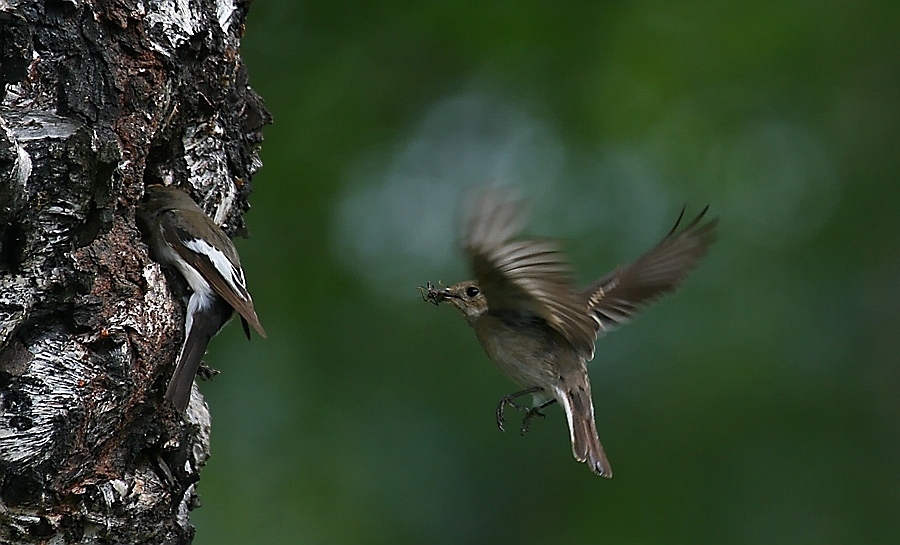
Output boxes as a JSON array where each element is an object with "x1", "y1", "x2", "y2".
[
  {"x1": 496, "y1": 397, "x2": 519, "y2": 432},
  {"x1": 519, "y1": 406, "x2": 547, "y2": 435},
  {"x1": 197, "y1": 362, "x2": 220, "y2": 381},
  {"x1": 495, "y1": 387, "x2": 547, "y2": 434}
]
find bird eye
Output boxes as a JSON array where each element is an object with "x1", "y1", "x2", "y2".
[{"x1": 465, "y1": 286, "x2": 480, "y2": 298}]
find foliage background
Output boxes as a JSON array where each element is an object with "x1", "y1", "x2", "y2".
[{"x1": 193, "y1": 2, "x2": 899, "y2": 543}]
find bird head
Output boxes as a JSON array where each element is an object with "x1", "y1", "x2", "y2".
[
  {"x1": 139, "y1": 184, "x2": 201, "y2": 218},
  {"x1": 419, "y1": 280, "x2": 488, "y2": 323}
]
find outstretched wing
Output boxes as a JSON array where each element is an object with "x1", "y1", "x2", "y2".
[{"x1": 582, "y1": 207, "x2": 718, "y2": 337}]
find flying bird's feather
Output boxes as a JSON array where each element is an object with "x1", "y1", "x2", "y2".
[
  {"x1": 581, "y1": 206, "x2": 718, "y2": 336},
  {"x1": 463, "y1": 191, "x2": 598, "y2": 360}
]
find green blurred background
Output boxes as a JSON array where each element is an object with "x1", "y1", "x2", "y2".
[{"x1": 194, "y1": 2, "x2": 899, "y2": 543}]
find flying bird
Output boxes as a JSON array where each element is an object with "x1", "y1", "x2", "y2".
[{"x1": 422, "y1": 189, "x2": 717, "y2": 477}]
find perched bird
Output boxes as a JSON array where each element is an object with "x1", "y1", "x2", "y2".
[
  {"x1": 138, "y1": 185, "x2": 266, "y2": 412},
  {"x1": 421, "y1": 189, "x2": 717, "y2": 477}
]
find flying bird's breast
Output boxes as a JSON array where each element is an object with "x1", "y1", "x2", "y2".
[{"x1": 473, "y1": 313, "x2": 566, "y2": 389}]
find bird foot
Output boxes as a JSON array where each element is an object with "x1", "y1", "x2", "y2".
[
  {"x1": 495, "y1": 386, "x2": 546, "y2": 434},
  {"x1": 519, "y1": 406, "x2": 547, "y2": 435},
  {"x1": 197, "y1": 362, "x2": 220, "y2": 381},
  {"x1": 496, "y1": 398, "x2": 547, "y2": 435}
]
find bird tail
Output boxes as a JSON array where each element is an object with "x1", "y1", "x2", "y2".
[
  {"x1": 552, "y1": 372, "x2": 613, "y2": 478},
  {"x1": 165, "y1": 330, "x2": 208, "y2": 412},
  {"x1": 165, "y1": 296, "x2": 233, "y2": 412}
]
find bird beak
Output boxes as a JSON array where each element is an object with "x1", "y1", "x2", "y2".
[{"x1": 418, "y1": 281, "x2": 452, "y2": 305}]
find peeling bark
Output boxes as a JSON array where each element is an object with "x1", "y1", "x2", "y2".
[{"x1": 0, "y1": 0, "x2": 269, "y2": 543}]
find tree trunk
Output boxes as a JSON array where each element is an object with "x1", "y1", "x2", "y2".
[{"x1": 0, "y1": 1, "x2": 269, "y2": 543}]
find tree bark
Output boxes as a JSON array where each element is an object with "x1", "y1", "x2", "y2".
[{"x1": 0, "y1": 0, "x2": 269, "y2": 543}]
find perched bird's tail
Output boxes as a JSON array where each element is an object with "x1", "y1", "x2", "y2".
[
  {"x1": 552, "y1": 371, "x2": 613, "y2": 478},
  {"x1": 165, "y1": 296, "x2": 233, "y2": 412}
]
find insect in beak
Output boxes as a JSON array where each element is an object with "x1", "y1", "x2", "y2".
[{"x1": 418, "y1": 281, "x2": 450, "y2": 305}]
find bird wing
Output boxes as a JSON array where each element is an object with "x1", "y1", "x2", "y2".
[
  {"x1": 463, "y1": 189, "x2": 598, "y2": 360},
  {"x1": 161, "y1": 210, "x2": 267, "y2": 338},
  {"x1": 581, "y1": 206, "x2": 718, "y2": 337}
]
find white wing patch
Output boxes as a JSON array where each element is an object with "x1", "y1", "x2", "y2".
[{"x1": 183, "y1": 237, "x2": 251, "y2": 301}]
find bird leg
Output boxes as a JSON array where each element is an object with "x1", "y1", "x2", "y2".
[
  {"x1": 496, "y1": 386, "x2": 553, "y2": 434},
  {"x1": 519, "y1": 398, "x2": 558, "y2": 435}
]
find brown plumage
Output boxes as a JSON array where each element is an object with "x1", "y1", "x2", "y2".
[{"x1": 423, "y1": 189, "x2": 717, "y2": 477}]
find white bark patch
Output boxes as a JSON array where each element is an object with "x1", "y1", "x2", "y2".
[
  {"x1": 0, "y1": 115, "x2": 32, "y2": 188},
  {"x1": 215, "y1": 0, "x2": 237, "y2": 34},
  {"x1": 144, "y1": 0, "x2": 200, "y2": 55},
  {"x1": 118, "y1": 265, "x2": 179, "y2": 339},
  {"x1": 5, "y1": 111, "x2": 80, "y2": 141},
  {"x1": 183, "y1": 119, "x2": 236, "y2": 226},
  {"x1": 0, "y1": 277, "x2": 34, "y2": 346},
  {"x1": 0, "y1": 334, "x2": 95, "y2": 465},
  {"x1": 0, "y1": 111, "x2": 83, "y2": 346}
]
